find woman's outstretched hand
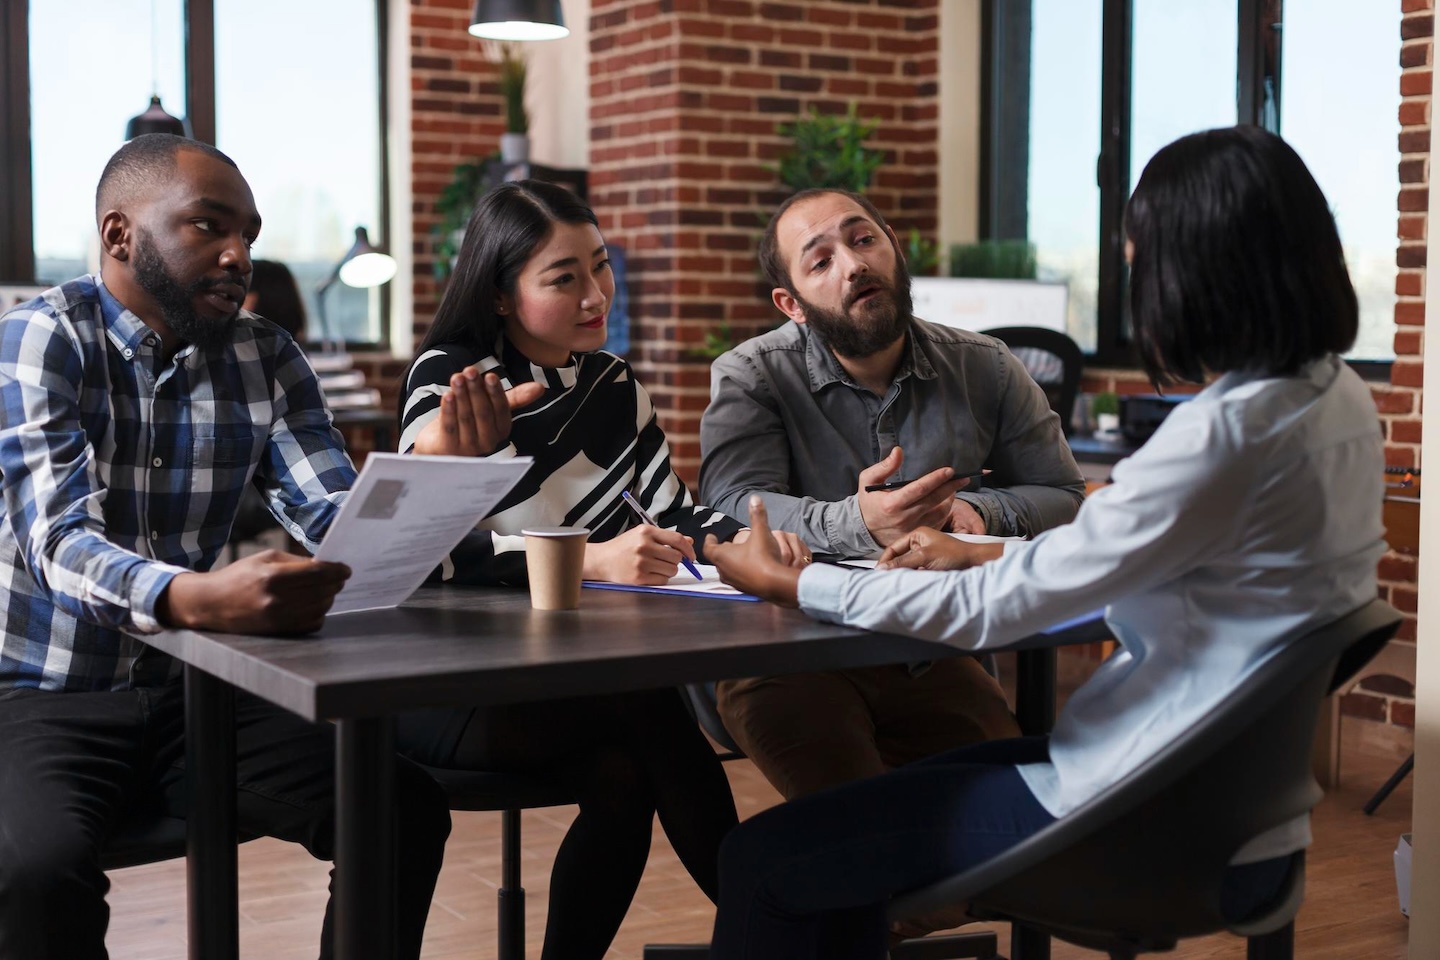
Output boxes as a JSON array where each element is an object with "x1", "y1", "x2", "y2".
[
  {"x1": 412, "y1": 368, "x2": 545, "y2": 456},
  {"x1": 704, "y1": 496, "x2": 804, "y2": 607}
]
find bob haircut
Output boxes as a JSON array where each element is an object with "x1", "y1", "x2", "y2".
[
  {"x1": 757, "y1": 187, "x2": 895, "y2": 294},
  {"x1": 403, "y1": 180, "x2": 599, "y2": 408},
  {"x1": 1124, "y1": 125, "x2": 1358, "y2": 387}
]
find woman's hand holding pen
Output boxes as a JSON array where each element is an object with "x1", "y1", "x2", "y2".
[
  {"x1": 856, "y1": 447, "x2": 962, "y2": 546},
  {"x1": 412, "y1": 368, "x2": 545, "y2": 457},
  {"x1": 584, "y1": 524, "x2": 698, "y2": 586}
]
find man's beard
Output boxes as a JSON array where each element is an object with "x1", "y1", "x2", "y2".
[
  {"x1": 132, "y1": 231, "x2": 240, "y2": 351},
  {"x1": 795, "y1": 259, "x2": 914, "y2": 360}
]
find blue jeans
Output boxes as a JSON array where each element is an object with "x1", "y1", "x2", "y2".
[{"x1": 711, "y1": 737, "x2": 1056, "y2": 960}]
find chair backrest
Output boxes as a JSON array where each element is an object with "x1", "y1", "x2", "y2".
[
  {"x1": 683, "y1": 682, "x2": 745, "y2": 756},
  {"x1": 889, "y1": 600, "x2": 1402, "y2": 952},
  {"x1": 983, "y1": 326, "x2": 1083, "y2": 436}
]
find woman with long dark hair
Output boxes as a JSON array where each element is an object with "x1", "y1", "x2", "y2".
[
  {"x1": 396, "y1": 180, "x2": 806, "y2": 960},
  {"x1": 701, "y1": 125, "x2": 1385, "y2": 959}
]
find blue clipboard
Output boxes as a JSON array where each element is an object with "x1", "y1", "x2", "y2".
[{"x1": 581, "y1": 581, "x2": 762, "y2": 602}]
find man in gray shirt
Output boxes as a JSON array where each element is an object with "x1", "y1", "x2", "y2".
[{"x1": 699, "y1": 188, "x2": 1085, "y2": 803}]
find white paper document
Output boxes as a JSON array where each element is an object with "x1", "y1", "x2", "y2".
[
  {"x1": 582, "y1": 564, "x2": 759, "y2": 600},
  {"x1": 315, "y1": 452, "x2": 534, "y2": 614}
]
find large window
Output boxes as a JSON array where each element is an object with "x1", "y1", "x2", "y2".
[
  {"x1": 8, "y1": 0, "x2": 389, "y2": 349},
  {"x1": 30, "y1": 0, "x2": 187, "y2": 283},
  {"x1": 215, "y1": 0, "x2": 385, "y2": 346},
  {"x1": 1027, "y1": 0, "x2": 1103, "y2": 351},
  {"x1": 987, "y1": 0, "x2": 1400, "y2": 370},
  {"x1": 1281, "y1": 0, "x2": 1401, "y2": 361}
]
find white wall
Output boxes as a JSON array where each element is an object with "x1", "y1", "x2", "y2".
[
  {"x1": 525, "y1": 0, "x2": 591, "y2": 169},
  {"x1": 939, "y1": 0, "x2": 983, "y2": 249}
]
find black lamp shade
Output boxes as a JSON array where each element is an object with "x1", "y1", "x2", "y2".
[
  {"x1": 126, "y1": 95, "x2": 187, "y2": 140},
  {"x1": 469, "y1": 0, "x2": 568, "y2": 41}
]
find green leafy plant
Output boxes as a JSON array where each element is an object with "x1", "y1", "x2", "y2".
[
  {"x1": 949, "y1": 240, "x2": 1038, "y2": 280},
  {"x1": 498, "y1": 43, "x2": 528, "y2": 135},
  {"x1": 431, "y1": 151, "x2": 501, "y2": 281},
  {"x1": 772, "y1": 103, "x2": 885, "y2": 193},
  {"x1": 1091, "y1": 391, "x2": 1120, "y2": 417},
  {"x1": 905, "y1": 228, "x2": 941, "y2": 277},
  {"x1": 692, "y1": 103, "x2": 889, "y2": 360}
]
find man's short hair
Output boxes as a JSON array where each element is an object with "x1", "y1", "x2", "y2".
[
  {"x1": 757, "y1": 188, "x2": 894, "y2": 294},
  {"x1": 1124, "y1": 125, "x2": 1358, "y2": 385},
  {"x1": 95, "y1": 134, "x2": 239, "y2": 223}
]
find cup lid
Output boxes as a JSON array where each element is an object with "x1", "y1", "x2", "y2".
[{"x1": 521, "y1": 526, "x2": 591, "y2": 537}]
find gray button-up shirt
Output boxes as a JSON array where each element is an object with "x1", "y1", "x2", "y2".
[{"x1": 699, "y1": 318, "x2": 1085, "y2": 557}]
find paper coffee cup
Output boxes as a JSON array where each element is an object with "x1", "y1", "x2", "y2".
[{"x1": 522, "y1": 526, "x2": 591, "y2": 610}]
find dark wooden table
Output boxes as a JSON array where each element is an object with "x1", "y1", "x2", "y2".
[{"x1": 144, "y1": 584, "x2": 1107, "y2": 960}]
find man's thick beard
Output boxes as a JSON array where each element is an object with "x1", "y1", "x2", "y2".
[
  {"x1": 795, "y1": 259, "x2": 915, "y2": 360},
  {"x1": 132, "y1": 232, "x2": 239, "y2": 351}
]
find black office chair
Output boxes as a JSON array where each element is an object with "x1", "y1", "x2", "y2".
[
  {"x1": 420, "y1": 766, "x2": 576, "y2": 960},
  {"x1": 641, "y1": 683, "x2": 1002, "y2": 960},
  {"x1": 887, "y1": 600, "x2": 1403, "y2": 960},
  {"x1": 983, "y1": 327, "x2": 1084, "y2": 437}
]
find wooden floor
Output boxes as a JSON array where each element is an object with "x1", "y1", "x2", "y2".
[{"x1": 105, "y1": 644, "x2": 1415, "y2": 960}]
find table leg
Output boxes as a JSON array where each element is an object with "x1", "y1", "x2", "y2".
[
  {"x1": 1015, "y1": 648, "x2": 1057, "y2": 737},
  {"x1": 184, "y1": 664, "x2": 238, "y2": 960},
  {"x1": 335, "y1": 717, "x2": 396, "y2": 960},
  {"x1": 1012, "y1": 648, "x2": 1056, "y2": 960},
  {"x1": 1011, "y1": 923, "x2": 1052, "y2": 960}
]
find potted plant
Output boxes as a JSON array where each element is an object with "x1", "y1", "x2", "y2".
[
  {"x1": 432, "y1": 150, "x2": 501, "y2": 281},
  {"x1": 1091, "y1": 391, "x2": 1121, "y2": 436},
  {"x1": 772, "y1": 103, "x2": 885, "y2": 194},
  {"x1": 692, "y1": 104, "x2": 888, "y2": 359},
  {"x1": 498, "y1": 43, "x2": 529, "y2": 164}
]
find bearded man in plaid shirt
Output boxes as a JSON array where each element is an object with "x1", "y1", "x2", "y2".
[{"x1": 0, "y1": 134, "x2": 449, "y2": 960}]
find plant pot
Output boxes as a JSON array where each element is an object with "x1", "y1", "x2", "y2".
[{"x1": 500, "y1": 133, "x2": 530, "y2": 165}]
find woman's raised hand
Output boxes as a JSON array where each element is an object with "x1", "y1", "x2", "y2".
[{"x1": 412, "y1": 368, "x2": 544, "y2": 457}]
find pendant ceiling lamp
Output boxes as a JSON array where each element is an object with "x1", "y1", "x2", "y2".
[
  {"x1": 126, "y1": 0, "x2": 187, "y2": 139},
  {"x1": 469, "y1": 0, "x2": 569, "y2": 42}
]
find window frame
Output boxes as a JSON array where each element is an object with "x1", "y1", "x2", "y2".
[
  {"x1": 0, "y1": 0, "x2": 393, "y2": 352},
  {"x1": 980, "y1": 0, "x2": 1395, "y2": 379}
]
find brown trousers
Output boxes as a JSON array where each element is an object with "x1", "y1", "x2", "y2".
[{"x1": 715, "y1": 657, "x2": 1021, "y2": 801}]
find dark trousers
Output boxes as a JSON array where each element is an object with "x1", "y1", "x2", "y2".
[
  {"x1": 710, "y1": 737, "x2": 1055, "y2": 960},
  {"x1": 0, "y1": 681, "x2": 451, "y2": 960},
  {"x1": 710, "y1": 737, "x2": 1296, "y2": 960},
  {"x1": 399, "y1": 687, "x2": 738, "y2": 960}
]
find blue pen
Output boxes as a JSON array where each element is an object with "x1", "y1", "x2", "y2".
[{"x1": 620, "y1": 489, "x2": 704, "y2": 580}]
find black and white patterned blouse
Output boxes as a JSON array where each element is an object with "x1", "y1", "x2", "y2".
[{"x1": 400, "y1": 337, "x2": 743, "y2": 585}]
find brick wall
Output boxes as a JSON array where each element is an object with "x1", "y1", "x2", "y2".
[
  {"x1": 363, "y1": 0, "x2": 942, "y2": 483},
  {"x1": 587, "y1": 0, "x2": 942, "y2": 481},
  {"x1": 347, "y1": 0, "x2": 508, "y2": 419},
  {"x1": 1354, "y1": 0, "x2": 1431, "y2": 730}
]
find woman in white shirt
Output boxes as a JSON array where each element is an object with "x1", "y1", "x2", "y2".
[{"x1": 702, "y1": 125, "x2": 1386, "y2": 960}]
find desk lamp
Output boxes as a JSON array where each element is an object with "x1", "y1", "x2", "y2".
[
  {"x1": 314, "y1": 226, "x2": 397, "y2": 354},
  {"x1": 469, "y1": 0, "x2": 569, "y2": 41}
]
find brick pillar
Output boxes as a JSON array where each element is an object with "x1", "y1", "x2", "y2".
[
  {"x1": 1349, "y1": 0, "x2": 1433, "y2": 730},
  {"x1": 588, "y1": 0, "x2": 941, "y2": 486},
  {"x1": 408, "y1": 0, "x2": 506, "y2": 347}
]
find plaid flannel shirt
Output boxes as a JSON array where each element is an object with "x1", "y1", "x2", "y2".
[{"x1": 0, "y1": 275, "x2": 355, "y2": 692}]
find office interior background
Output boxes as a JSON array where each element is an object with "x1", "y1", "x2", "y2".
[{"x1": 0, "y1": 0, "x2": 1436, "y2": 956}]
